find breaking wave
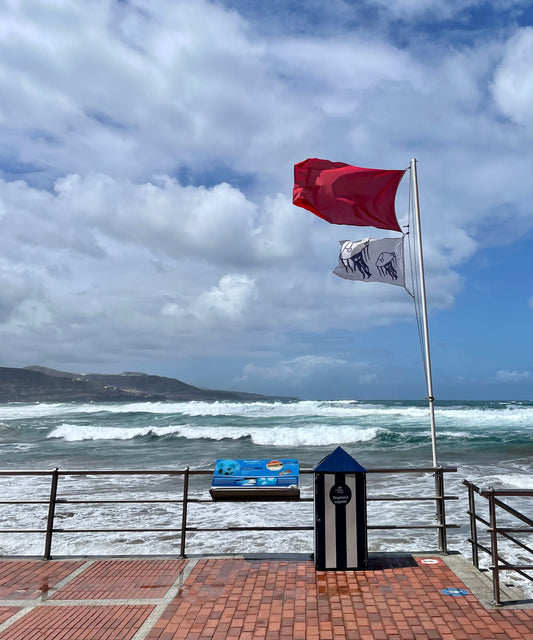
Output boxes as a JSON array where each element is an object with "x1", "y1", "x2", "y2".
[
  {"x1": 47, "y1": 422, "x2": 387, "y2": 446},
  {"x1": 47, "y1": 423, "x2": 182, "y2": 441}
]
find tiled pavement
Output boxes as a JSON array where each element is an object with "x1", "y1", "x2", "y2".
[{"x1": 0, "y1": 555, "x2": 530, "y2": 640}]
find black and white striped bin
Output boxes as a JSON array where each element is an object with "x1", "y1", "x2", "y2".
[{"x1": 313, "y1": 446, "x2": 367, "y2": 571}]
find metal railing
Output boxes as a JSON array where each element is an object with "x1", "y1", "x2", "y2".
[
  {"x1": 463, "y1": 480, "x2": 533, "y2": 605},
  {"x1": 0, "y1": 466, "x2": 457, "y2": 560}
]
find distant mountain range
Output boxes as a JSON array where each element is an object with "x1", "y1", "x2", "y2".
[{"x1": 0, "y1": 366, "x2": 296, "y2": 403}]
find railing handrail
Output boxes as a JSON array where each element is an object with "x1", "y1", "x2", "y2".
[
  {"x1": 480, "y1": 488, "x2": 533, "y2": 497},
  {"x1": 463, "y1": 479, "x2": 533, "y2": 605},
  {"x1": 0, "y1": 466, "x2": 457, "y2": 560},
  {"x1": 0, "y1": 466, "x2": 458, "y2": 475}
]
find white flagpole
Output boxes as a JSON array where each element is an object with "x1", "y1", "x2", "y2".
[{"x1": 410, "y1": 158, "x2": 438, "y2": 467}]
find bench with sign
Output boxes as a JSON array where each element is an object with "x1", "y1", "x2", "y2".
[{"x1": 209, "y1": 458, "x2": 300, "y2": 501}]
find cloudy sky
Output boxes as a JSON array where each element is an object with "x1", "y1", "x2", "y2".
[{"x1": 0, "y1": 0, "x2": 531, "y2": 400}]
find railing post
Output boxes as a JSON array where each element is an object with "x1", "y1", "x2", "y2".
[
  {"x1": 466, "y1": 482, "x2": 479, "y2": 568},
  {"x1": 44, "y1": 468, "x2": 59, "y2": 560},
  {"x1": 434, "y1": 467, "x2": 447, "y2": 553},
  {"x1": 179, "y1": 467, "x2": 190, "y2": 558},
  {"x1": 487, "y1": 487, "x2": 501, "y2": 605}
]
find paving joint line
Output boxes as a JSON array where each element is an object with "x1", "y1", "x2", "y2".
[
  {"x1": 38, "y1": 558, "x2": 96, "y2": 602},
  {"x1": 132, "y1": 558, "x2": 198, "y2": 640},
  {"x1": 0, "y1": 559, "x2": 96, "y2": 636},
  {"x1": 0, "y1": 597, "x2": 169, "y2": 607},
  {"x1": 0, "y1": 606, "x2": 34, "y2": 636}
]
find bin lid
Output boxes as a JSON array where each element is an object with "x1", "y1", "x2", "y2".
[{"x1": 313, "y1": 446, "x2": 366, "y2": 473}]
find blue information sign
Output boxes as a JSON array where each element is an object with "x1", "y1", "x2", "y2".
[
  {"x1": 441, "y1": 588, "x2": 469, "y2": 597},
  {"x1": 210, "y1": 459, "x2": 299, "y2": 500}
]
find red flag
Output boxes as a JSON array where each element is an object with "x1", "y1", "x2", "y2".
[{"x1": 293, "y1": 158, "x2": 406, "y2": 232}]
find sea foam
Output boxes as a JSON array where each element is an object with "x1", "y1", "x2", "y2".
[
  {"x1": 4, "y1": 398, "x2": 531, "y2": 423},
  {"x1": 47, "y1": 423, "x2": 183, "y2": 441},
  {"x1": 47, "y1": 422, "x2": 386, "y2": 446}
]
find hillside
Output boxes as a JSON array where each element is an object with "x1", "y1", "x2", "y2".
[{"x1": 0, "y1": 366, "x2": 296, "y2": 403}]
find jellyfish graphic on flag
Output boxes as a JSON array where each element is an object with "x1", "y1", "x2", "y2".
[{"x1": 333, "y1": 237, "x2": 405, "y2": 287}]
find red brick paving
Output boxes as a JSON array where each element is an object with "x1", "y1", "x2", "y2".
[
  {"x1": 146, "y1": 558, "x2": 532, "y2": 640},
  {"x1": 0, "y1": 560, "x2": 84, "y2": 599},
  {"x1": 0, "y1": 604, "x2": 154, "y2": 640},
  {"x1": 51, "y1": 558, "x2": 187, "y2": 600},
  {"x1": 0, "y1": 557, "x2": 530, "y2": 640}
]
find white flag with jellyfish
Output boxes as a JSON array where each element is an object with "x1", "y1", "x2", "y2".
[{"x1": 333, "y1": 237, "x2": 405, "y2": 287}]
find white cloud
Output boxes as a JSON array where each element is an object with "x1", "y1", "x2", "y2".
[
  {"x1": 492, "y1": 27, "x2": 533, "y2": 130},
  {"x1": 194, "y1": 274, "x2": 257, "y2": 319},
  {"x1": 0, "y1": 173, "x2": 306, "y2": 267},
  {"x1": 240, "y1": 356, "x2": 378, "y2": 387},
  {"x1": 0, "y1": 0, "x2": 309, "y2": 187},
  {"x1": 163, "y1": 274, "x2": 258, "y2": 326},
  {"x1": 0, "y1": 270, "x2": 42, "y2": 322},
  {"x1": 496, "y1": 369, "x2": 532, "y2": 383}
]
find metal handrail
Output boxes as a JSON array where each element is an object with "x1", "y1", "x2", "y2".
[
  {"x1": 0, "y1": 466, "x2": 457, "y2": 559},
  {"x1": 463, "y1": 480, "x2": 533, "y2": 605}
]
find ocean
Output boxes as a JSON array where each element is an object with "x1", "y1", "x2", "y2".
[{"x1": 0, "y1": 399, "x2": 531, "y2": 593}]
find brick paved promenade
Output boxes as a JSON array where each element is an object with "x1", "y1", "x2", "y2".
[{"x1": 0, "y1": 554, "x2": 530, "y2": 640}]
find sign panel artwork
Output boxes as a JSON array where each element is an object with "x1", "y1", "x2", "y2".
[{"x1": 210, "y1": 459, "x2": 300, "y2": 500}]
